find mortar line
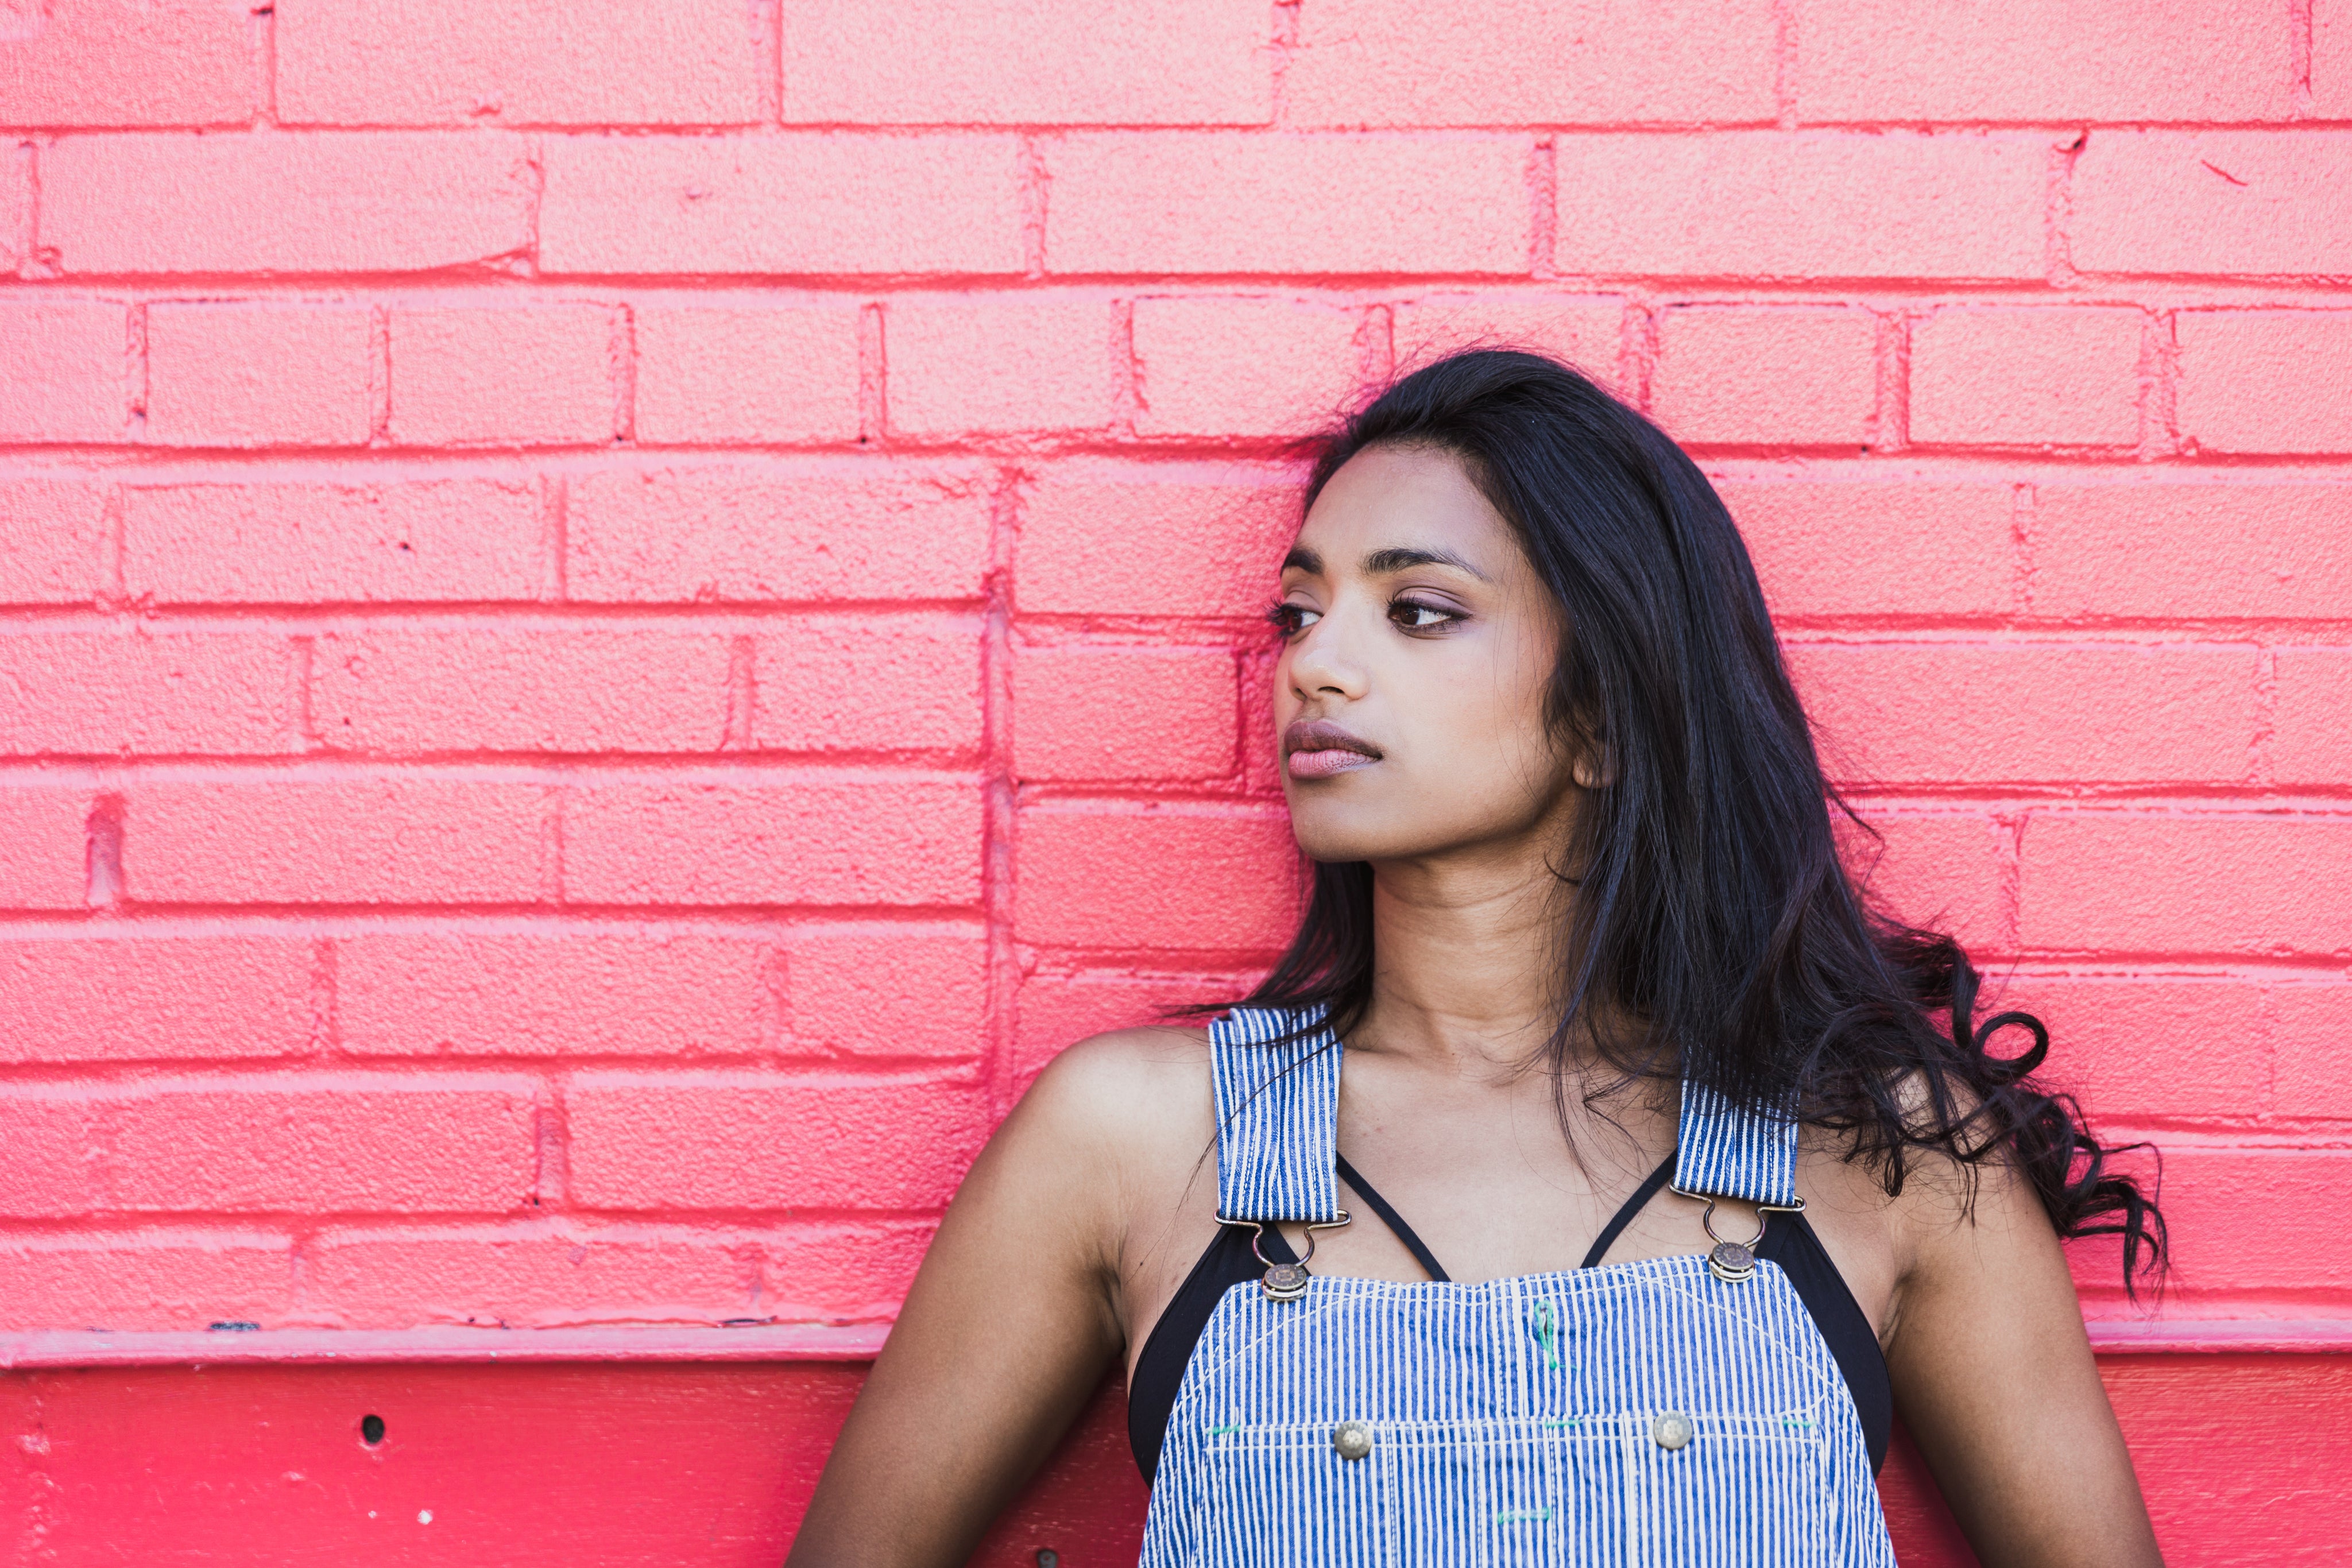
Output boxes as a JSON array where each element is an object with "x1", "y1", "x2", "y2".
[
  {"x1": 2290, "y1": 0, "x2": 2315, "y2": 115},
  {"x1": 1269, "y1": 0, "x2": 1302, "y2": 125},
  {"x1": 857, "y1": 300, "x2": 887, "y2": 444},
  {"x1": 979, "y1": 467, "x2": 1023, "y2": 1120},
  {"x1": 1527, "y1": 137, "x2": 1558, "y2": 281},
  {"x1": 11, "y1": 141, "x2": 34, "y2": 277}
]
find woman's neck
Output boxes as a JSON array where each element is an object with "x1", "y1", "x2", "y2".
[{"x1": 1352, "y1": 843, "x2": 1575, "y2": 1077}]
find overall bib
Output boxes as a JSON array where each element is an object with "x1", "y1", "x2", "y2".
[{"x1": 1138, "y1": 1006, "x2": 1898, "y2": 1566}]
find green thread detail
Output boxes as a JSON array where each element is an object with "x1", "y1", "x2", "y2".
[
  {"x1": 1529, "y1": 1298, "x2": 1561, "y2": 1369},
  {"x1": 1207, "y1": 1422, "x2": 1241, "y2": 1437},
  {"x1": 1539, "y1": 1416, "x2": 1583, "y2": 1429},
  {"x1": 1496, "y1": 1507, "x2": 1555, "y2": 1524}
]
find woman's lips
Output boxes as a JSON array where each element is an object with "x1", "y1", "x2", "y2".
[
  {"x1": 1288, "y1": 747, "x2": 1379, "y2": 779},
  {"x1": 1283, "y1": 719, "x2": 1382, "y2": 780}
]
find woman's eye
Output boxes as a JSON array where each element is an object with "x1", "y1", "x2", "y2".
[
  {"x1": 1389, "y1": 599, "x2": 1459, "y2": 631},
  {"x1": 1267, "y1": 602, "x2": 1321, "y2": 637}
]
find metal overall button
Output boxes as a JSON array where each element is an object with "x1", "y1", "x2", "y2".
[
  {"x1": 1651, "y1": 1412, "x2": 1694, "y2": 1451},
  {"x1": 1231, "y1": 1210, "x2": 1353, "y2": 1302},
  {"x1": 1331, "y1": 1421, "x2": 1375, "y2": 1461},
  {"x1": 1699, "y1": 1200, "x2": 1763, "y2": 1282}
]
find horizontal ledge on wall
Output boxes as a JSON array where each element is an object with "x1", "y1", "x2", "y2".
[
  {"x1": 0, "y1": 1322, "x2": 895, "y2": 1369},
  {"x1": 6, "y1": 1319, "x2": 2352, "y2": 1370}
]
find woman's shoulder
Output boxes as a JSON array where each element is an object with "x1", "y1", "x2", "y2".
[{"x1": 1001, "y1": 1022, "x2": 1220, "y2": 1180}]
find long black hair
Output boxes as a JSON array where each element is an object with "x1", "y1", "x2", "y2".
[{"x1": 1236, "y1": 348, "x2": 2165, "y2": 1291}]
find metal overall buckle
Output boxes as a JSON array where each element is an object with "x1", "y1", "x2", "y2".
[
  {"x1": 1668, "y1": 1186, "x2": 1805, "y2": 1283},
  {"x1": 1218, "y1": 1211, "x2": 1353, "y2": 1302}
]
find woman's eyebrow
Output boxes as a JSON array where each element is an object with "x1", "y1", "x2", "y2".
[
  {"x1": 1364, "y1": 545, "x2": 1491, "y2": 582},
  {"x1": 1281, "y1": 545, "x2": 1324, "y2": 574}
]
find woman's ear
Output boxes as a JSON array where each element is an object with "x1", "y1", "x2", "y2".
[{"x1": 1570, "y1": 742, "x2": 1615, "y2": 791}]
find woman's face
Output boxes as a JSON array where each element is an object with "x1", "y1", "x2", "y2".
[{"x1": 1272, "y1": 443, "x2": 1583, "y2": 866}]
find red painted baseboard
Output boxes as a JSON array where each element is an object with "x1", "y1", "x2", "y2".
[{"x1": 4, "y1": 1352, "x2": 2343, "y2": 1565}]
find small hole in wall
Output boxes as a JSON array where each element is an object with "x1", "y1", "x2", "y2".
[{"x1": 361, "y1": 1414, "x2": 386, "y2": 1446}]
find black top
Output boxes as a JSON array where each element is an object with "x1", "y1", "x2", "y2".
[{"x1": 1128, "y1": 1152, "x2": 1891, "y2": 1483}]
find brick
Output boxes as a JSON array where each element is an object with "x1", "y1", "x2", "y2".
[
  {"x1": 787, "y1": 928, "x2": 989, "y2": 1059},
  {"x1": 2273, "y1": 648, "x2": 2352, "y2": 788},
  {"x1": 2119, "y1": 1149, "x2": 2352, "y2": 1292},
  {"x1": 2018, "y1": 814, "x2": 2352, "y2": 957},
  {"x1": 304, "y1": 1228, "x2": 755, "y2": 1328},
  {"x1": 0, "y1": 299, "x2": 123, "y2": 443},
  {"x1": 43, "y1": 132, "x2": 535, "y2": 275},
  {"x1": 1018, "y1": 459, "x2": 1295, "y2": 618},
  {"x1": 0, "y1": 1086, "x2": 100, "y2": 1213},
  {"x1": 2001, "y1": 973, "x2": 2268, "y2": 1124},
  {"x1": 566, "y1": 1071, "x2": 991, "y2": 1210},
  {"x1": 1045, "y1": 133, "x2": 1530, "y2": 276},
  {"x1": 1013, "y1": 969, "x2": 1237, "y2": 1086},
  {"x1": 634, "y1": 302, "x2": 862, "y2": 446},
  {"x1": 1841, "y1": 810, "x2": 2006, "y2": 955},
  {"x1": 1651, "y1": 305, "x2": 1877, "y2": 447},
  {"x1": 562, "y1": 775, "x2": 982, "y2": 908},
  {"x1": 885, "y1": 295, "x2": 1115, "y2": 438},
  {"x1": 2071, "y1": 131, "x2": 2352, "y2": 278},
  {"x1": 2032, "y1": 482, "x2": 2352, "y2": 622},
  {"x1": 751, "y1": 614, "x2": 983, "y2": 756},
  {"x1": 389, "y1": 304, "x2": 613, "y2": 448},
  {"x1": 1016, "y1": 807, "x2": 1298, "y2": 951},
  {"x1": 123, "y1": 478, "x2": 543, "y2": 604},
  {"x1": 566, "y1": 464, "x2": 991, "y2": 605},
  {"x1": 0, "y1": 628, "x2": 289, "y2": 756},
  {"x1": 1909, "y1": 307, "x2": 2145, "y2": 448},
  {"x1": 757, "y1": 1219, "x2": 937, "y2": 1318},
  {"x1": 0, "y1": 0, "x2": 250, "y2": 128},
  {"x1": 111, "y1": 1075, "x2": 537, "y2": 1213},
  {"x1": 2176, "y1": 312, "x2": 2352, "y2": 457},
  {"x1": 782, "y1": 0, "x2": 1270, "y2": 125},
  {"x1": 0, "y1": 1232, "x2": 292, "y2": 1331},
  {"x1": 277, "y1": 0, "x2": 761, "y2": 127},
  {"x1": 1013, "y1": 644, "x2": 1236, "y2": 782},
  {"x1": 1717, "y1": 478, "x2": 2013, "y2": 621},
  {"x1": 0, "y1": 477, "x2": 109, "y2": 603},
  {"x1": 1790, "y1": 642, "x2": 2255, "y2": 787},
  {"x1": 123, "y1": 776, "x2": 547, "y2": 905},
  {"x1": 2274, "y1": 982, "x2": 2352, "y2": 1118},
  {"x1": 1553, "y1": 132, "x2": 2048, "y2": 281},
  {"x1": 0, "y1": 784, "x2": 91, "y2": 909},
  {"x1": 539, "y1": 134, "x2": 1024, "y2": 277},
  {"x1": 1794, "y1": 0, "x2": 2291, "y2": 122},
  {"x1": 145, "y1": 302, "x2": 372, "y2": 448},
  {"x1": 1131, "y1": 297, "x2": 1368, "y2": 437},
  {"x1": 1289, "y1": 0, "x2": 1775, "y2": 127},
  {"x1": 336, "y1": 931, "x2": 775, "y2": 1057},
  {"x1": 1391, "y1": 295, "x2": 1625, "y2": 387},
  {"x1": 0, "y1": 935, "x2": 314, "y2": 1063},
  {"x1": 314, "y1": 625, "x2": 731, "y2": 754},
  {"x1": 0, "y1": 1075, "x2": 537, "y2": 1215}
]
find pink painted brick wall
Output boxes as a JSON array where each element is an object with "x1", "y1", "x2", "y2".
[{"x1": 0, "y1": 1, "x2": 2345, "y2": 1369}]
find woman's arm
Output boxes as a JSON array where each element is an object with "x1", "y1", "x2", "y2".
[
  {"x1": 786, "y1": 1032, "x2": 1194, "y2": 1567},
  {"x1": 1885, "y1": 1153, "x2": 2162, "y2": 1567}
]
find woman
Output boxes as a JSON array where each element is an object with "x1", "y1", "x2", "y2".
[{"x1": 789, "y1": 350, "x2": 2166, "y2": 1565}]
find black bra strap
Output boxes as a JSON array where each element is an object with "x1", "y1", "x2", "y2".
[
  {"x1": 1579, "y1": 1152, "x2": 1680, "y2": 1269},
  {"x1": 1335, "y1": 1153, "x2": 1452, "y2": 1283}
]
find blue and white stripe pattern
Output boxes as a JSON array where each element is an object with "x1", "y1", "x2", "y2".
[
  {"x1": 1210, "y1": 1005, "x2": 1344, "y2": 1225},
  {"x1": 1143, "y1": 1006, "x2": 1895, "y2": 1566},
  {"x1": 1671, "y1": 1081, "x2": 1802, "y2": 1209}
]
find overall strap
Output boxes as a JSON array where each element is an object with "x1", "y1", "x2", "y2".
[
  {"x1": 1671, "y1": 1079, "x2": 1802, "y2": 1209},
  {"x1": 1210, "y1": 1006, "x2": 1343, "y2": 1224}
]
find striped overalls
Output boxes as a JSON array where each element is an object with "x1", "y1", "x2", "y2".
[{"x1": 1138, "y1": 1006, "x2": 1898, "y2": 1566}]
